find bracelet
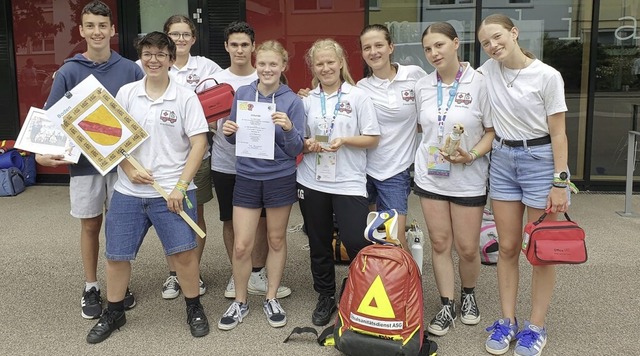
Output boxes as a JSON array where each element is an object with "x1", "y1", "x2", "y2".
[
  {"x1": 175, "y1": 187, "x2": 194, "y2": 209},
  {"x1": 178, "y1": 179, "x2": 190, "y2": 186},
  {"x1": 469, "y1": 149, "x2": 480, "y2": 159},
  {"x1": 464, "y1": 149, "x2": 479, "y2": 166},
  {"x1": 552, "y1": 183, "x2": 567, "y2": 189}
]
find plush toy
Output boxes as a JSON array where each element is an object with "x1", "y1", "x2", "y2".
[{"x1": 441, "y1": 123, "x2": 465, "y2": 157}]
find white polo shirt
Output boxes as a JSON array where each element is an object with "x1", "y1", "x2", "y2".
[
  {"x1": 296, "y1": 82, "x2": 381, "y2": 197},
  {"x1": 114, "y1": 77, "x2": 209, "y2": 198},
  {"x1": 203, "y1": 68, "x2": 258, "y2": 174},
  {"x1": 414, "y1": 63, "x2": 493, "y2": 197},
  {"x1": 478, "y1": 58, "x2": 567, "y2": 140},
  {"x1": 357, "y1": 64, "x2": 427, "y2": 180}
]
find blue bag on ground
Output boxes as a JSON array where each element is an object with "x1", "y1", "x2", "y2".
[
  {"x1": 0, "y1": 149, "x2": 24, "y2": 170},
  {"x1": 0, "y1": 167, "x2": 25, "y2": 196}
]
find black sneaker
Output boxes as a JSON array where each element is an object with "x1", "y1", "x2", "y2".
[
  {"x1": 187, "y1": 303, "x2": 210, "y2": 337},
  {"x1": 460, "y1": 291, "x2": 481, "y2": 325},
  {"x1": 123, "y1": 288, "x2": 136, "y2": 310},
  {"x1": 86, "y1": 309, "x2": 126, "y2": 344},
  {"x1": 312, "y1": 295, "x2": 336, "y2": 326},
  {"x1": 427, "y1": 302, "x2": 456, "y2": 336},
  {"x1": 81, "y1": 287, "x2": 102, "y2": 320}
]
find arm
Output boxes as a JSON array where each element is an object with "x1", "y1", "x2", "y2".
[
  {"x1": 275, "y1": 97, "x2": 305, "y2": 157},
  {"x1": 325, "y1": 93, "x2": 380, "y2": 151},
  {"x1": 36, "y1": 71, "x2": 71, "y2": 166},
  {"x1": 224, "y1": 97, "x2": 239, "y2": 144},
  {"x1": 547, "y1": 111, "x2": 569, "y2": 213}
]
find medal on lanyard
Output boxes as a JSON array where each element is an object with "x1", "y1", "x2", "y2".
[
  {"x1": 316, "y1": 86, "x2": 342, "y2": 148},
  {"x1": 436, "y1": 66, "x2": 463, "y2": 142}
]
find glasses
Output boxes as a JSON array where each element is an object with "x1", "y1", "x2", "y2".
[
  {"x1": 168, "y1": 32, "x2": 193, "y2": 40},
  {"x1": 141, "y1": 52, "x2": 169, "y2": 61}
]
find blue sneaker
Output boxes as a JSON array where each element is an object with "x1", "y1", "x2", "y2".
[
  {"x1": 485, "y1": 318, "x2": 518, "y2": 355},
  {"x1": 514, "y1": 321, "x2": 547, "y2": 356}
]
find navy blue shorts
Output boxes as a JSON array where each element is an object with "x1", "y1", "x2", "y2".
[{"x1": 233, "y1": 173, "x2": 297, "y2": 209}]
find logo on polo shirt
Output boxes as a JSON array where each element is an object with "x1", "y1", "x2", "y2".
[
  {"x1": 455, "y1": 92, "x2": 473, "y2": 106},
  {"x1": 338, "y1": 100, "x2": 352, "y2": 114},
  {"x1": 160, "y1": 110, "x2": 177, "y2": 124},
  {"x1": 186, "y1": 74, "x2": 200, "y2": 84},
  {"x1": 401, "y1": 89, "x2": 415, "y2": 102}
]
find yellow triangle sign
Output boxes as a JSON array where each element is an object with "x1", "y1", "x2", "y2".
[{"x1": 357, "y1": 275, "x2": 396, "y2": 318}]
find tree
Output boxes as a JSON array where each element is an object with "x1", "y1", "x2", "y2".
[{"x1": 12, "y1": 0, "x2": 64, "y2": 50}]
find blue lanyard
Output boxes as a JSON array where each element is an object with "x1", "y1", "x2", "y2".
[
  {"x1": 436, "y1": 65, "x2": 464, "y2": 140},
  {"x1": 319, "y1": 84, "x2": 343, "y2": 137}
]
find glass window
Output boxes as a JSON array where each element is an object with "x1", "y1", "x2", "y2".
[{"x1": 591, "y1": 0, "x2": 640, "y2": 179}]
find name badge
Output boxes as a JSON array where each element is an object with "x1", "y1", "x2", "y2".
[
  {"x1": 316, "y1": 151, "x2": 337, "y2": 182},
  {"x1": 315, "y1": 134, "x2": 330, "y2": 149},
  {"x1": 427, "y1": 144, "x2": 450, "y2": 177}
]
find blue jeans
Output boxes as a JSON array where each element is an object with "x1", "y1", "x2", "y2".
[
  {"x1": 105, "y1": 190, "x2": 198, "y2": 261},
  {"x1": 366, "y1": 169, "x2": 412, "y2": 215}
]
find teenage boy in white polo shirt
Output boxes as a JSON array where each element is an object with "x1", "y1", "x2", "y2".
[
  {"x1": 86, "y1": 31, "x2": 209, "y2": 343},
  {"x1": 200, "y1": 21, "x2": 291, "y2": 299}
]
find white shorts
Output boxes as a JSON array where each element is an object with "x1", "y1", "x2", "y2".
[{"x1": 69, "y1": 172, "x2": 118, "y2": 219}]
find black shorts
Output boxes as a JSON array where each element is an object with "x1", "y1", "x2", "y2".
[{"x1": 413, "y1": 184, "x2": 487, "y2": 207}]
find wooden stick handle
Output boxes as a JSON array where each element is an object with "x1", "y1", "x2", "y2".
[{"x1": 123, "y1": 155, "x2": 206, "y2": 238}]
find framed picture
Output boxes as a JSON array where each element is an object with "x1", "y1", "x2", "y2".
[{"x1": 14, "y1": 106, "x2": 81, "y2": 163}]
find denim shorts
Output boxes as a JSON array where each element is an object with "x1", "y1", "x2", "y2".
[
  {"x1": 366, "y1": 169, "x2": 412, "y2": 215},
  {"x1": 105, "y1": 190, "x2": 198, "y2": 261},
  {"x1": 489, "y1": 140, "x2": 564, "y2": 209},
  {"x1": 413, "y1": 184, "x2": 487, "y2": 207},
  {"x1": 233, "y1": 173, "x2": 298, "y2": 209}
]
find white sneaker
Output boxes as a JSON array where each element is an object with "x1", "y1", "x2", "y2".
[
  {"x1": 248, "y1": 268, "x2": 292, "y2": 298},
  {"x1": 199, "y1": 277, "x2": 207, "y2": 296},
  {"x1": 224, "y1": 276, "x2": 236, "y2": 299},
  {"x1": 162, "y1": 275, "x2": 180, "y2": 299}
]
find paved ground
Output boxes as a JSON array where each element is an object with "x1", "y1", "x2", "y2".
[{"x1": 1, "y1": 186, "x2": 639, "y2": 355}]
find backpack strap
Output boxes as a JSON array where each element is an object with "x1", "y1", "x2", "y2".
[{"x1": 283, "y1": 325, "x2": 335, "y2": 346}]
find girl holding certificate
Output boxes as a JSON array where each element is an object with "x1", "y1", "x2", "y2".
[
  {"x1": 296, "y1": 39, "x2": 380, "y2": 327},
  {"x1": 413, "y1": 22, "x2": 494, "y2": 336},
  {"x1": 219, "y1": 40, "x2": 304, "y2": 331}
]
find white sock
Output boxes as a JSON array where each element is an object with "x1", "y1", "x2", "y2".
[{"x1": 85, "y1": 281, "x2": 100, "y2": 292}]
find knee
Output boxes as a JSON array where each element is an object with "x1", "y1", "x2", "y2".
[
  {"x1": 430, "y1": 237, "x2": 451, "y2": 255},
  {"x1": 234, "y1": 241, "x2": 253, "y2": 259},
  {"x1": 267, "y1": 235, "x2": 285, "y2": 252},
  {"x1": 458, "y1": 246, "x2": 479, "y2": 262},
  {"x1": 498, "y1": 242, "x2": 521, "y2": 259},
  {"x1": 171, "y1": 250, "x2": 196, "y2": 266}
]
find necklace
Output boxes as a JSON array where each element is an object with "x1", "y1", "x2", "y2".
[{"x1": 501, "y1": 57, "x2": 528, "y2": 88}]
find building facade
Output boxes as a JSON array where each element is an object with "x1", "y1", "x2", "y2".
[{"x1": 1, "y1": 0, "x2": 639, "y2": 189}]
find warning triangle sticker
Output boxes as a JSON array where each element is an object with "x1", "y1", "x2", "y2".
[{"x1": 357, "y1": 275, "x2": 396, "y2": 318}]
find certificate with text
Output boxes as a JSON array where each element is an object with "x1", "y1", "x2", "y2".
[{"x1": 235, "y1": 100, "x2": 276, "y2": 160}]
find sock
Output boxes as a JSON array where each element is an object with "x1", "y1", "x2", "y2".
[
  {"x1": 107, "y1": 300, "x2": 125, "y2": 313},
  {"x1": 169, "y1": 271, "x2": 177, "y2": 276},
  {"x1": 252, "y1": 267, "x2": 264, "y2": 273},
  {"x1": 85, "y1": 281, "x2": 100, "y2": 292},
  {"x1": 185, "y1": 296, "x2": 200, "y2": 308},
  {"x1": 462, "y1": 287, "x2": 475, "y2": 295},
  {"x1": 440, "y1": 296, "x2": 451, "y2": 306}
]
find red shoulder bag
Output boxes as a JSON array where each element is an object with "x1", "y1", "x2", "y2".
[
  {"x1": 195, "y1": 78, "x2": 235, "y2": 123},
  {"x1": 522, "y1": 211, "x2": 587, "y2": 266}
]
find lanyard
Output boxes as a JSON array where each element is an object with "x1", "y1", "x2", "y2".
[
  {"x1": 319, "y1": 84, "x2": 343, "y2": 137},
  {"x1": 436, "y1": 65, "x2": 464, "y2": 141}
]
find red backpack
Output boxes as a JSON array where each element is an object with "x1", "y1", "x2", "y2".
[{"x1": 333, "y1": 244, "x2": 425, "y2": 356}]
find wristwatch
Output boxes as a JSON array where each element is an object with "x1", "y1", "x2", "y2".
[{"x1": 554, "y1": 171, "x2": 568, "y2": 180}]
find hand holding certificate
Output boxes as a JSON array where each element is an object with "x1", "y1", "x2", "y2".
[{"x1": 234, "y1": 100, "x2": 276, "y2": 160}]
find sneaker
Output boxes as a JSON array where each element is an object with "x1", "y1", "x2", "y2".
[
  {"x1": 248, "y1": 268, "x2": 292, "y2": 298},
  {"x1": 427, "y1": 302, "x2": 456, "y2": 336},
  {"x1": 263, "y1": 298, "x2": 287, "y2": 328},
  {"x1": 514, "y1": 321, "x2": 547, "y2": 356},
  {"x1": 186, "y1": 303, "x2": 210, "y2": 337},
  {"x1": 86, "y1": 309, "x2": 126, "y2": 344},
  {"x1": 162, "y1": 275, "x2": 180, "y2": 299},
  {"x1": 124, "y1": 288, "x2": 136, "y2": 310},
  {"x1": 460, "y1": 290, "x2": 481, "y2": 325},
  {"x1": 81, "y1": 287, "x2": 103, "y2": 320},
  {"x1": 199, "y1": 276, "x2": 207, "y2": 296},
  {"x1": 485, "y1": 318, "x2": 518, "y2": 355},
  {"x1": 311, "y1": 295, "x2": 336, "y2": 326},
  {"x1": 224, "y1": 276, "x2": 235, "y2": 299},
  {"x1": 218, "y1": 301, "x2": 249, "y2": 331}
]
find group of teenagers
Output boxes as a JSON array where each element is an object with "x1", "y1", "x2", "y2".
[{"x1": 35, "y1": 1, "x2": 573, "y2": 355}]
